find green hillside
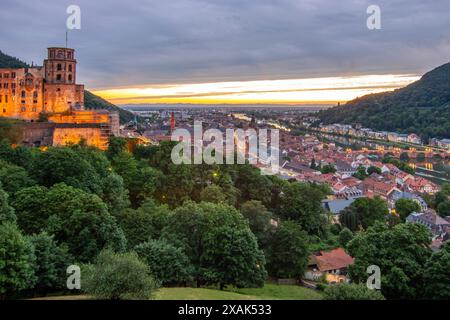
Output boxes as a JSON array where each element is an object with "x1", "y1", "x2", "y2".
[
  {"x1": 0, "y1": 50, "x2": 134, "y2": 124},
  {"x1": 0, "y1": 50, "x2": 29, "y2": 68},
  {"x1": 317, "y1": 62, "x2": 450, "y2": 140},
  {"x1": 84, "y1": 90, "x2": 134, "y2": 124}
]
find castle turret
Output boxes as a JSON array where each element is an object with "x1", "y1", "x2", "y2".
[
  {"x1": 43, "y1": 47, "x2": 84, "y2": 113},
  {"x1": 44, "y1": 48, "x2": 77, "y2": 84}
]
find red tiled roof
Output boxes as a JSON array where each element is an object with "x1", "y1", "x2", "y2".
[{"x1": 313, "y1": 248, "x2": 354, "y2": 272}]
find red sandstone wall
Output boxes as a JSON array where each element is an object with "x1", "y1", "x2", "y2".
[
  {"x1": 48, "y1": 110, "x2": 110, "y2": 124},
  {"x1": 53, "y1": 127, "x2": 108, "y2": 150}
]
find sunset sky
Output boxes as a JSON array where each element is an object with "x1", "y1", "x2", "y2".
[
  {"x1": 92, "y1": 74, "x2": 419, "y2": 105},
  {"x1": 1, "y1": 0, "x2": 449, "y2": 105}
]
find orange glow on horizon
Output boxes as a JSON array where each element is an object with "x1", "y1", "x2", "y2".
[{"x1": 91, "y1": 74, "x2": 419, "y2": 105}]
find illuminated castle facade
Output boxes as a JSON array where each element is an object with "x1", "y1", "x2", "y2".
[{"x1": 0, "y1": 47, "x2": 118, "y2": 149}]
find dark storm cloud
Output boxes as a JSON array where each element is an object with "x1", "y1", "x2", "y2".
[{"x1": 1, "y1": 0, "x2": 449, "y2": 89}]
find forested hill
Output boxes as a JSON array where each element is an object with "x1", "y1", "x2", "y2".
[
  {"x1": 0, "y1": 50, "x2": 29, "y2": 68},
  {"x1": 0, "y1": 50, "x2": 134, "y2": 124},
  {"x1": 84, "y1": 91, "x2": 134, "y2": 124},
  {"x1": 317, "y1": 62, "x2": 450, "y2": 140}
]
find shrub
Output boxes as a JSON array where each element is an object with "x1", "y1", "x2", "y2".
[
  {"x1": 82, "y1": 250, "x2": 159, "y2": 300},
  {"x1": 323, "y1": 283, "x2": 385, "y2": 300},
  {"x1": 134, "y1": 239, "x2": 193, "y2": 285}
]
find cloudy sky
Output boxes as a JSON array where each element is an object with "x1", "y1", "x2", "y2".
[{"x1": 1, "y1": 0, "x2": 449, "y2": 104}]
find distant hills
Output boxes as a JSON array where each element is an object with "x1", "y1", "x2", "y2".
[
  {"x1": 317, "y1": 63, "x2": 450, "y2": 140},
  {"x1": 0, "y1": 50, "x2": 134, "y2": 124}
]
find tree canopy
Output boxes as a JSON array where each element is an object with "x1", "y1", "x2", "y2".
[{"x1": 347, "y1": 221, "x2": 432, "y2": 299}]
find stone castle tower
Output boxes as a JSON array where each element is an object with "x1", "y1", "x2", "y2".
[{"x1": 43, "y1": 47, "x2": 84, "y2": 113}]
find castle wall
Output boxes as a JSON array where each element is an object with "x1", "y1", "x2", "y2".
[
  {"x1": 53, "y1": 126, "x2": 107, "y2": 150},
  {"x1": 48, "y1": 109, "x2": 110, "y2": 124},
  {"x1": 21, "y1": 122, "x2": 55, "y2": 147},
  {"x1": 44, "y1": 84, "x2": 84, "y2": 113}
]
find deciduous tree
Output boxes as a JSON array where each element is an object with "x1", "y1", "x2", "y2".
[
  {"x1": 267, "y1": 220, "x2": 309, "y2": 279},
  {"x1": 82, "y1": 250, "x2": 159, "y2": 300},
  {"x1": 0, "y1": 222, "x2": 36, "y2": 298},
  {"x1": 347, "y1": 221, "x2": 432, "y2": 299}
]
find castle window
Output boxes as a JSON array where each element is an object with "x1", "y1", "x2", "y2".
[
  {"x1": 56, "y1": 74, "x2": 62, "y2": 81},
  {"x1": 11, "y1": 83, "x2": 16, "y2": 89},
  {"x1": 2, "y1": 109, "x2": 5, "y2": 113},
  {"x1": 0, "y1": 95, "x2": 2, "y2": 103},
  {"x1": 5, "y1": 95, "x2": 7, "y2": 103},
  {"x1": 12, "y1": 90, "x2": 15, "y2": 96},
  {"x1": 32, "y1": 106, "x2": 37, "y2": 112},
  {"x1": 68, "y1": 65, "x2": 72, "y2": 72},
  {"x1": 33, "y1": 91, "x2": 38, "y2": 99},
  {"x1": 57, "y1": 64, "x2": 62, "y2": 71},
  {"x1": 11, "y1": 72, "x2": 16, "y2": 78},
  {"x1": 68, "y1": 75, "x2": 72, "y2": 82},
  {"x1": 21, "y1": 90, "x2": 26, "y2": 98},
  {"x1": 21, "y1": 106, "x2": 26, "y2": 112}
]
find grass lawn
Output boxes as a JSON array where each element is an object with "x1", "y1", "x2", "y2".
[
  {"x1": 29, "y1": 284, "x2": 323, "y2": 300},
  {"x1": 155, "y1": 283, "x2": 322, "y2": 300},
  {"x1": 30, "y1": 295, "x2": 91, "y2": 300},
  {"x1": 154, "y1": 287, "x2": 258, "y2": 300},
  {"x1": 225, "y1": 283, "x2": 323, "y2": 300}
]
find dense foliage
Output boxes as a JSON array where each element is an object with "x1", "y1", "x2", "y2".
[
  {"x1": 339, "y1": 197, "x2": 389, "y2": 231},
  {"x1": 434, "y1": 183, "x2": 450, "y2": 217},
  {"x1": 134, "y1": 239, "x2": 193, "y2": 285},
  {"x1": 267, "y1": 221, "x2": 309, "y2": 279},
  {"x1": 347, "y1": 222, "x2": 432, "y2": 299},
  {"x1": 323, "y1": 283, "x2": 385, "y2": 300},
  {"x1": 0, "y1": 222, "x2": 36, "y2": 298},
  {"x1": 423, "y1": 241, "x2": 450, "y2": 299},
  {"x1": 395, "y1": 199, "x2": 421, "y2": 221},
  {"x1": 82, "y1": 250, "x2": 159, "y2": 300},
  {"x1": 0, "y1": 135, "x2": 446, "y2": 300}
]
